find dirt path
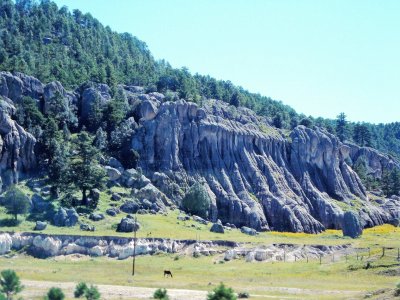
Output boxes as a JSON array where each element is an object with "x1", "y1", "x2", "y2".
[
  {"x1": 22, "y1": 280, "x2": 208, "y2": 300},
  {"x1": 20, "y1": 279, "x2": 361, "y2": 300}
]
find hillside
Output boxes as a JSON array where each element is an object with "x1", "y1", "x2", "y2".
[
  {"x1": 1, "y1": 0, "x2": 400, "y2": 160},
  {"x1": 0, "y1": 0, "x2": 398, "y2": 233},
  {"x1": 0, "y1": 70, "x2": 399, "y2": 234}
]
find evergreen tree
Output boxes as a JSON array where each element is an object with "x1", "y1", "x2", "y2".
[
  {"x1": 3, "y1": 186, "x2": 30, "y2": 222},
  {"x1": 336, "y1": 112, "x2": 349, "y2": 142},
  {"x1": 182, "y1": 183, "x2": 211, "y2": 219},
  {"x1": 69, "y1": 132, "x2": 106, "y2": 206},
  {"x1": 353, "y1": 123, "x2": 372, "y2": 147},
  {"x1": 0, "y1": 269, "x2": 23, "y2": 300}
]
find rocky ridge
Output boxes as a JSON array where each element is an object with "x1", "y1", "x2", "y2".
[
  {"x1": 0, "y1": 232, "x2": 352, "y2": 262},
  {"x1": 0, "y1": 71, "x2": 399, "y2": 233}
]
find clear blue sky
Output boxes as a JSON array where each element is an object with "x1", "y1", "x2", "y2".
[{"x1": 52, "y1": 0, "x2": 400, "y2": 124}]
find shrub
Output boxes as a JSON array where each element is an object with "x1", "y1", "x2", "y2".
[
  {"x1": 207, "y1": 283, "x2": 237, "y2": 300},
  {"x1": 395, "y1": 282, "x2": 400, "y2": 296},
  {"x1": 182, "y1": 183, "x2": 211, "y2": 219},
  {"x1": 153, "y1": 288, "x2": 169, "y2": 299},
  {"x1": 46, "y1": 287, "x2": 65, "y2": 300},
  {"x1": 0, "y1": 269, "x2": 24, "y2": 299},
  {"x1": 85, "y1": 285, "x2": 100, "y2": 300},
  {"x1": 74, "y1": 282, "x2": 88, "y2": 298},
  {"x1": 3, "y1": 186, "x2": 30, "y2": 222}
]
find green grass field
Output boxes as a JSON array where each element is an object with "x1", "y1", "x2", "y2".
[
  {"x1": 1, "y1": 181, "x2": 400, "y2": 299},
  {"x1": 0, "y1": 250, "x2": 399, "y2": 299}
]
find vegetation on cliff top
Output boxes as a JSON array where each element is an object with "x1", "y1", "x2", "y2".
[{"x1": 1, "y1": 0, "x2": 400, "y2": 159}]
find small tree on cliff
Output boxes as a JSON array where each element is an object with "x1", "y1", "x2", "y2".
[
  {"x1": 3, "y1": 186, "x2": 30, "y2": 222},
  {"x1": 69, "y1": 132, "x2": 106, "y2": 206},
  {"x1": 182, "y1": 182, "x2": 211, "y2": 219}
]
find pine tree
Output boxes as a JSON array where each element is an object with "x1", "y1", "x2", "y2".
[
  {"x1": 336, "y1": 112, "x2": 349, "y2": 142},
  {"x1": 69, "y1": 132, "x2": 106, "y2": 206}
]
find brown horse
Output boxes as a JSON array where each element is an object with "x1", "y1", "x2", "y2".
[{"x1": 164, "y1": 270, "x2": 173, "y2": 278}]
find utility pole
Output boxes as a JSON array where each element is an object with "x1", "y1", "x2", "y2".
[{"x1": 132, "y1": 214, "x2": 137, "y2": 276}]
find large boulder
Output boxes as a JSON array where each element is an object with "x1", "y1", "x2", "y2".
[
  {"x1": 106, "y1": 207, "x2": 120, "y2": 216},
  {"x1": 342, "y1": 211, "x2": 363, "y2": 238},
  {"x1": 120, "y1": 200, "x2": 139, "y2": 214},
  {"x1": 241, "y1": 226, "x2": 258, "y2": 236},
  {"x1": 34, "y1": 221, "x2": 47, "y2": 231},
  {"x1": 120, "y1": 169, "x2": 151, "y2": 189},
  {"x1": 31, "y1": 235, "x2": 62, "y2": 257},
  {"x1": 210, "y1": 220, "x2": 224, "y2": 234},
  {"x1": 105, "y1": 166, "x2": 122, "y2": 181},
  {"x1": 53, "y1": 207, "x2": 79, "y2": 227},
  {"x1": 116, "y1": 215, "x2": 141, "y2": 232},
  {"x1": 80, "y1": 223, "x2": 96, "y2": 231},
  {"x1": 89, "y1": 213, "x2": 105, "y2": 221},
  {"x1": 132, "y1": 184, "x2": 168, "y2": 211},
  {"x1": 31, "y1": 194, "x2": 50, "y2": 212}
]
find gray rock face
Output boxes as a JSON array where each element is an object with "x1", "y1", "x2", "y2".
[
  {"x1": 105, "y1": 166, "x2": 122, "y2": 181},
  {"x1": 80, "y1": 83, "x2": 111, "y2": 122},
  {"x1": 346, "y1": 143, "x2": 400, "y2": 179},
  {"x1": 43, "y1": 80, "x2": 78, "y2": 125},
  {"x1": 342, "y1": 211, "x2": 363, "y2": 238},
  {"x1": 53, "y1": 207, "x2": 79, "y2": 227},
  {"x1": 117, "y1": 215, "x2": 141, "y2": 232},
  {"x1": 34, "y1": 221, "x2": 47, "y2": 231},
  {"x1": 0, "y1": 98, "x2": 36, "y2": 185},
  {"x1": 132, "y1": 99, "x2": 391, "y2": 233},
  {"x1": 31, "y1": 194, "x2": 50, "y2": 212}
]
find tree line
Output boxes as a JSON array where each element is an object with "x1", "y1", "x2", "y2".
[{"x1": 1, "y1": 0, "x2": 399, "y2": 161}]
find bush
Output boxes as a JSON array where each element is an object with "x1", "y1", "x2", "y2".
[
  {"x1": 3, "y1": 186, "x2": 30, "y2": 222},
  {"x1": 182, "y1": 183, "x2": 211, "y2": 219},
  {"x1": 85, "y1": 285, "x2": 100, "y2": 300},
  {"x1": 153, "y1": 288, "x2": 169, "y2": 299},
  {"x1": 74, "y1": 282, "x2": 87, "y2": 298},
  {"x1": 46, "y1": 287, "x2": 65, "y2": 300},
  {"x1": 395, "y1": 282, "x2": 400, "y2": 296},
  {"x1": 0, "y1": 269, "x2": 24, "y2": 299},
  {"x1": 207, "y1": 283, "x2": 237, "y2": 300}
]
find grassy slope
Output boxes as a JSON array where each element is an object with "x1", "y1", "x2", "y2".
[{"x1": 1, "y1": 182, "x2": 399, "y2": 299}]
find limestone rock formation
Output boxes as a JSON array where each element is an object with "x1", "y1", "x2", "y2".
[
  {"x1": 53, "y1": 207, "x2": 79, "y2": 227},
  {"x1": 0, "y1": 71, "x2": 398, "y2": 234},
  {"x1": 342, "y1": 211, "x2": 363, "y2": 238},
  {"x1": 117, "y1": 215, "x2": 140, "y2": 232},
  {"x1": 131, "y1": 98, "x2": 399, "y2": 233}
]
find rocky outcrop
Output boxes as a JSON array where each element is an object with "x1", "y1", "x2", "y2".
[
  {"x1": 346, "y1": 143, "x2": 400, "y2": 178},
  {"x1": 0, "y1": 97, "x2": 36, "y2": 185},
  {"x1": 53, "y1": 207, "x2": 79, "y2": 227},
  {"x1": 0, "y1": 232, "x2": 238, "y2": 259},
  {"x1": 342, "y1": 211, "x2": 363, "y2": 238},
  {"x1": 131, "y1": 99, "x2": 399, "y2": 233},
  {"x1": 0, "y1": 71, "x2": 398, "y2": 234}
]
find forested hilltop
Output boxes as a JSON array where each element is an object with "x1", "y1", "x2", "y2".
[{"x1": 1, "y1": 0, "x2": 399, "y2": 159}]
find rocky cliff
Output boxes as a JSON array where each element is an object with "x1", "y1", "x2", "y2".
[
  {"x1": 0, "y1": 71, "x2": 398, "y2": 233},
  {"x1": 131, "y1": 99, "x2": 399, "y2": 233}
]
